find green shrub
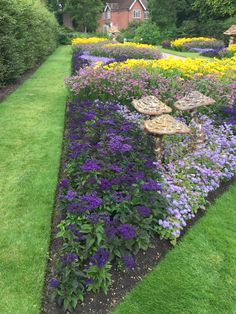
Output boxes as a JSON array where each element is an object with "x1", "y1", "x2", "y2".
[
  {"x1": 134, "y1": 21, "x2": 161, "y2": 45},
  {"x1": 0, "y1": 0, "x2": 58, "y2": 89},
  {"x1": 117, "y1": 21, "x2": 142, "y2": 43}
]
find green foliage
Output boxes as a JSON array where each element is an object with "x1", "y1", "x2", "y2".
[
  {"x1": 193, "y1": 0, "x2": 236, "y2": 19},
  {"x1": 0, "y1": 0, "x2": 58, "y2": 88},
  {"x1": 149, "y1": 0, "x2": 179, "y2": 29},
  {"x1": 134, "y1": 21, "x2": 161, "y2": 45},
  {"x1": 117, "y1": 21, "x2": 142, "y2": 43},
  {"x1": 149, "y1": 0, "x2": 236, "y2": 39},
  {"x1": 65, "y1": 0, "x2": 103, "y2": 32}
]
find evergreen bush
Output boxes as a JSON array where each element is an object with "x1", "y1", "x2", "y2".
[{"x1": 0, "y1": 0, "x2": 58, "y2": 88}]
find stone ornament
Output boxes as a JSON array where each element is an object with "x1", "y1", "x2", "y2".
[
  {"x1": 144, "y1": 114, "x2": 191, "y2": 135},
  {"x1": 132, "y1": 95, "x2": 172, "y2": 116},
  {"x1": 224, "y1": 25, "x2": 236, "y2": 46},
  {"x1": 144, "y1": 114, "x2": 191, "y2": 157},
  {"x1": 174, "y1": 91, "x2": 215, "y2": 111}
]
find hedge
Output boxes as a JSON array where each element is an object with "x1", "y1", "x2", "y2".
[{"x1": 0, "y1": 0, "x2": 58, "y2": 88}]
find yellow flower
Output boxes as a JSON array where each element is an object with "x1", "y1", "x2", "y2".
[
  {"x1": 171, "y1": 37, "x2": 216, "y2": 49},
  {"x1": 72, "y1": 37, "x2": 108, "y2": 46},
  {"x1": 228, "y1": 44, "x2": 236, "y2": 53},
  {"x1": 105, "y1": 55, "x2": 236, "y2": 79}
]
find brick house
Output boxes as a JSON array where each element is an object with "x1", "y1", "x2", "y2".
[{"x1": 98, "y1": 0, "x2": 149, "y2": 33}]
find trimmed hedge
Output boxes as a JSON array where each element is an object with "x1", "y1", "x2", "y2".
[{"x1": 0, "y1": 0, "x2": 58, "y2": 88}]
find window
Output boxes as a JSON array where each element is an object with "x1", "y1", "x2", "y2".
[
  {"x1": 106, "y1": 10, "x2": 111, "y2": 19},
  {"x1": 133, "y1": 9, "x2": 141, "y2": 19},
  {"x1": 144, "y1": 11, "x2": 149, "y2": 19}
]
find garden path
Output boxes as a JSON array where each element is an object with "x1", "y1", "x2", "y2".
[
  {"x1": 0, "y1": 46, "x2": 71, "y2": 314},
  {"x1": 162, "y1": 52, "x2": 186, "y2": 60}
]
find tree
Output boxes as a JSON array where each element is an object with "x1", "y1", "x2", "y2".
[
  {"x1": 149, "y1": 0, "x2": 179, "y2": 29},
  {"x1": 64, "y1": 0, "x2": 103, "y2": 32},
  {"x1": 193, "y1": 0, "x2": 236, "y2": 19}
]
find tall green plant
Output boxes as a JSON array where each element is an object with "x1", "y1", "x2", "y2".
[{"x1": 0, "y1": 0, "x2": 58, "y2": 88}]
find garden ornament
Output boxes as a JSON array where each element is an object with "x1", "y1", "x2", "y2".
[
  {"x1": 174, "y1": 91, "x2": 215, "y2": 148},
  {"x1": 132, "y1": 95, "x2": 172, "y2": 117},
  {"x1": 224, "y1": 25, "x2": 236, "y2": 46},
  {"x1": 144, "y1": 114, "x2": 191, "y2": 158}
]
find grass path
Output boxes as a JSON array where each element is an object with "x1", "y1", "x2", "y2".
[
  {"x1": 113, "y1": 182, "x2": 236, "y2": 314},
  {"x1": 157, "y1": 46, "x2": 211, "y2": 60},
  {"x1": 0, "y1": 46, "x2": 71, "y2": 314}
]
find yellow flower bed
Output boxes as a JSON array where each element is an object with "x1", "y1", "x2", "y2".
[
  {"x1": 171, "y1": 37, "x2": 216, "y2": 49},
  {"x1": 72, "y1": 37, "x2": 108, "y2": 46},
  {"x1": 105, "y1": 56, "x2": 236, "y2": 79},
  {"x1": 104, "y1": 42, "x2": 158, "y2": 50},
  {"x1": 228, "y1": 43, "x2": 236, "y2": 54}
]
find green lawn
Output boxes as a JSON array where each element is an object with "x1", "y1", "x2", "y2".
[
  {"x1": 113, "y1": 182, "x2": 236, "y2": 314},
  {"x1": 0, "y1": 46, "x2": 71, "y2": 314},
  {"x1": 157, "y1": 46, "x2": 211, "y2": 60}
]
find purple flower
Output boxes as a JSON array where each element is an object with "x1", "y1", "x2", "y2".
[
  {"x1": 120, "y1": 144, "x2": 133, "y2": 153},
  {"x1": 66, "y1": 224, "x2": 85, "y2": 240},
  {"x1": 105, "y1": 225, "x2": 117, "y2": 240},
  {"x1": 141, "y1": 180, "x2": 162, "y2": 191},
  {"x1": 136, "y1": 206, "x2": 151, "y2": 217},
  {"x1": 108, "y1": 135, "x2": 124, "y2": 152},
  {"x1": 112, "y1": 191, "x2": 131, "y2": 203},
  {"x1": 91, "y1": 248, "x2": 109, "y2": 269},
  {"x1": 99, "y1": 178, "x2": 112, "y2": 190},
  {"x1": 123, "y1": 254, "x2": 135, "y2": 270},
  {"x1": 118, "y1": 224, "x2": 136, "y2": 241},
  {"x1": 85, "y1": 278, "x2": 93, "y2": 286},
  {"x1": 64, "y1": 190, "x2": 76, "y2": 201},
  {"x1": 61, "y1": 253, "x2": 78, "y2": 266},
  {"x1": 59, "y1": 179, "x2": 69, "y2": 189},
  {"x1": 80, "y1": 160, "x2": 101, "y2": 172},
  {"x1": 81, "y1": 192, "x2": 102, "y2": 211},
  {"x1": 49, "y1": 278, "x2": 60, "y2": 288},
  {"x1": 109, "y1": 164, "x2": 123, "y2": 173},
  {"x1": 86, "y1": 212, "x2": 100, "y2": 224}
]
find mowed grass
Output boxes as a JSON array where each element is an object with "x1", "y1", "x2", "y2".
[
  {"x1": 157, "y1": 46, "x2": 211, "y2": 60},
  {"x1": 0, "y1": 46, "x2": 71, "y2": 314},
  {"x1": 113, "y1": 182, "x2": 236, "y2": 314}
]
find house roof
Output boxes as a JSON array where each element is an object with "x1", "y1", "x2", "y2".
[{"x1": 106, "y1": 0, "x2": 148, "y2": 11}]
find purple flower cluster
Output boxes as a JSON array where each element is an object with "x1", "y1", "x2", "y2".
[
  {"x1": 91, "y1": 248, "x2": 109, "y2": 269},
  {"x1": 61, "y1": 253, "x2": 78, "y2": 266},
  {"x1": 157, "y1": 116, "x2": 236, "y2": 240},
  {"x1": 118, "y1": 224, "x2": 136, "y2": 241},
  {"x1": 123, "y1": 254, "x2": 135, "y2": 270}
]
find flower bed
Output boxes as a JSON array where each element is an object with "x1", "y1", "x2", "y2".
[
  {"x1": 66, "y1": 62, "x2": 235, "y2": 110},
  {"x1": 90, "y1": 42, "x2": 162, "y2": 60},
  {"x1": 228, "y1": 43, "x2": 236, "y2": 54},
  {"x1": 104, "y1": 56, "x2": 236, "y2": 79},
  {"x1": 72, "y1": 37, "x2": 108, "y2": 46},
  {"x1": 49, "y1": 46, "x2": 236, "y2": 312},
  {"x1": 171, "y1": 37, "x2": 217, "y2": 50},
  {"x1": 50, "y1": 99, "x2": 167, "y2": 310},
  {"x1": 125, "y1": 113, "x2": 236, "y2": 243}
]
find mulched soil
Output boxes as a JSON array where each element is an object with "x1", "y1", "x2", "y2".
[
  {"x1": 0, "y1": 64, "x2": 42, "y2": 103},
  {"x1": 41, "y1": 155, "x2": 236, "y2": 314}
]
